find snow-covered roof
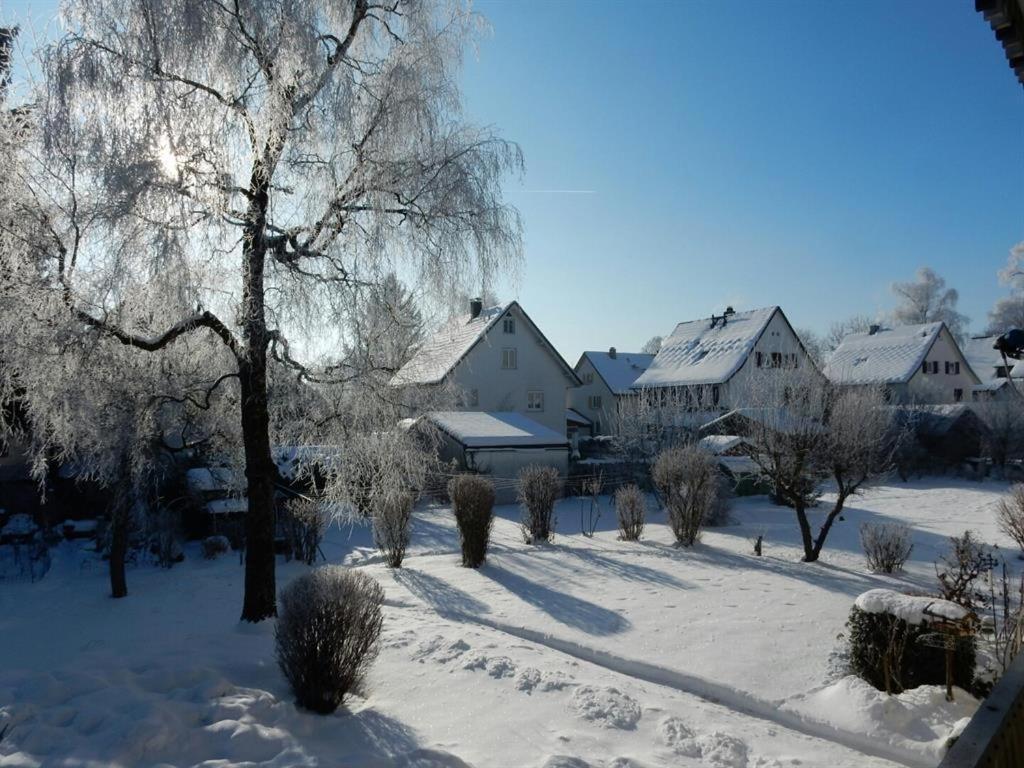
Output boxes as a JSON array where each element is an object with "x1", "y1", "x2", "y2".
[
  {"x1": 698, "y1": 435, "x2": 747, "y2": 455},
  {"x1": 855, "y1": 589, "x2": 969, "y2": 625},
  {"x1": 205, "y1": 498, "x2": 248, "y2": 515},
  {"x1": 425, "y1": 411, "x2": 568, "y2": 448},
  {"x1": 580, "y1": 351, "x2": 655, "y2": 395},
  {"x1": 391, "y1": 302, "x2": 578, "y2": 387},
  {"x1": 566, "y1": 408, "x2": 591, "y2": 426},
  {"x1": 963, "y1": 336, "x2": 1008, "y2": 382},
  {"x1": 824, "y1": 322, "x2": 944, "y2": 385},
  {"x1": 633, "y1": 307, "x2": 779, "y2": 388},
  {"x1": 701, "y1": 407, "x2": 826, "y2": 436}
]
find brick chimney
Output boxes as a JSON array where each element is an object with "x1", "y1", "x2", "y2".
[
  {"x1": 608, "y1": 347, "x2": 617, "y2": 359},
  {"x1": 469, "y1": 297, "x2": 483, "y2": 319}
]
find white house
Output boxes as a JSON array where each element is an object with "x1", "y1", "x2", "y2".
[
  {"x1": 391, "y1": 299, "x2": 580, "y2": 437},
  {"x1": 962, "y1": 335, "x2": 1024, "y2": 401},
  {"x1": 824, "y1": 322, "x2": 980, "y2": 404},
  {"x1": 568, "y1": 349, "x2": 655, "y2": 435},
  {"x1": 632, "y1": 306, "x2": 816, "y2": 411}
]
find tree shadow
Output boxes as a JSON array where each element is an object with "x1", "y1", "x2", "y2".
[
  {"x1": 479, "y1": 564, "x2": 630, "y2": 636},
  {"x1": 391, "y1": 568, "x2": 490, "y2": 616}
]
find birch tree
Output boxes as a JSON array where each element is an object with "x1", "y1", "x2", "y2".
[
  {"x1": 891, "y1": 267, "x2": 968, "y2": 341},
  {"x1": 0, "y1": 0, "x2": 522, "y2": 621}
]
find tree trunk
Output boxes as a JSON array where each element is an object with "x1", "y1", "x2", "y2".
[
  {"x1": 794, "y1": 499, "x2": 816, "y2": 562},
  {"x1": 109, "y1": 498, "x2": 128, "y2": 598},
  {"x1": 809, "y1": 492, "x2": 849, "y2": 562},
  {"x1": 238, "y1": 162, "x2": 277, "y2": 623}
]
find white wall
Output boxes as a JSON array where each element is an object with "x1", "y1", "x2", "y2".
[
  {"x1": 448, "y1": 304, "x2": 574, "y2": 436},
  {"x1": 567, "y1": 356, "x2": 618, "y2": 435},
  {"x1": 725, "y1": 309, "x2": 818, "y2": 407},
  {"x1": 905, "y1": 327, "x2": 981, "y2": 403}
]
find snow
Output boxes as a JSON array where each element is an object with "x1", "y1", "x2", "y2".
[
  {"x1": 698, "y1": 435, "x2": 747, "y2": 455},
  {"x1": 390, "y1": 303, "x2": 511, "y2": 386},
  {"x1": 824, "y1": 323, "x2": 944, "y2": 385},
  {"x1": 1, "y1": 478, "x2": 1017, "y2": 768},
  {"x1": 186, "y1": 467, "x2": 240, "y2": 494},
  {"x1": 580, "y1": 351, "x2": 655, "y2": 395},
  {"x1": 205, "y1": 498, "x2": 248, "y2": 515},
  {"x1": 633, "y1": 307, "x2": 779, "y2": 388},
  {"x1": 1, "y1": 514, "x2": 37, "y2": 538},
  {"x1": 962, "y1": 336, "x2": 1022, "y2": 383},
  {"x1": 854, "y1": 589, "x2": 970, "y2": 625},
  {"x1": 425, "y1": 411, "x2": 569, "y2": 448}
]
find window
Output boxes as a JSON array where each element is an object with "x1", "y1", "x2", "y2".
[
  {"x1": 998, "y1": 366, "x2": 1010, "y2": 378},
  {"x1": 944, "y1": 362, "x2": 950, "y2": 375},
  {"x1": 771, "y1": 352, "x2": 782, "y2": 368},
  {"x1": 503, "y1": 316, "x2": 516, "y2": 334},
  {"x1": 954, "y1": 361, "x2": 960, "y2": 375},
  {"x1": 582, "y1": 372, "x2": 594, "y2": 385},
  {"x1": 922, "y1": 361, "x2": 929, "y2": 375},
  {"x1": 527, "y1": 390, "x2": 544, "y2": 411},
  {"x1": 756, "y1": 351, "x2": 764, "y2": 368},
  {"x1": 501, "y1": 348, "x2": 517, "y2": 369},
  {"x1": 954, "y1": 388, "x2": 963, "y2": 402},
  {"x1": 932, "y1": 361, "x2": 939, "y2": 374},
  {"x1": 712, "y1": 385, "x2": 720, "y2": 406},
  {"x1": 588, "y1": 395, "x2": 603, "y2": 410}
]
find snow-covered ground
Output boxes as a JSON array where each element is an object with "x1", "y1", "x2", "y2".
[{"x1": 0, "y1": 478, "x2": 1016, "y2": 768}]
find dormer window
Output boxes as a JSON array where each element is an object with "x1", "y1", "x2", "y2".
[{"x1": 503, "y1": 317, "x2": 515, "y2": 334}]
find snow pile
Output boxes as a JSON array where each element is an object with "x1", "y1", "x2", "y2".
[
  {"x1": 854, "y1": 589, "x2": 970, "y2": 625},
  {"x1": 784, "y1": 676, "x2": 976, "y2": 762}
]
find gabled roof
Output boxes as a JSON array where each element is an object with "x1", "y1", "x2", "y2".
[
  {"x1": 424, "y1": 411, "x2": 569, "y2": 449},
  {"x1": 390, "y1": 301, "x2": 579, "y2": 387},
  {"x1": 633, "y1": 307, "x2": 780, "y2": 388},
  {"x1": 963, "y1": 335, "x2": 1024, "y2": 381},
  {"x1": 578, "y1": 351, "x2": 655, "y2": 395},
  {"x1": 824, "y1": 322, "x2": 945, "y2": 385}
]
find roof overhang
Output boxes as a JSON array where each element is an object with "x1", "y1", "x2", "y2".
[{"x1": 978, "y1": 0, "x2": 1024, "y2": 88}]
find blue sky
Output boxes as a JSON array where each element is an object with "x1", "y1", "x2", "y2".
[{"x1": 4, "y1": 1, "x2": 1023, "y2": 363}]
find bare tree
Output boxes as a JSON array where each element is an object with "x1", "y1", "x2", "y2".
[
  {"x1": 795, "y1": 327, "x2": 826, "y2": 367},
  {"x1": 0, "y1": 1, "x2": 521, "y2": 621},
  {"x1": 988, "y1": 242, "x2": 1024, "y2": 335},
  {"x1": 641, "y1": 335, "x2": 663, "y2": 354},
  {"x1": 891, "y1": 267, "x2": 968, "y2": 342},
  {"x1": 826, "y1": 314, "x2": 874, "y2": 352},
  {"x1": 977, "y1": 400, "x2": 1024, "y2": 473}
]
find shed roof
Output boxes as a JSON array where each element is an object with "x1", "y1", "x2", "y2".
[{"x1": 424, "y1": 411, "x2": 569, "y2": 449}]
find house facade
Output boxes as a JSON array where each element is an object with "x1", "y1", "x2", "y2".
[
  {"x1": 632, "y1": 306, "x2": 817, "y2": 412},
  {"x1": 568, "y1": 349, "x2": 655, "y2": 435},
  {"x1": 391, "y1": 300, "x2": 580, "y2": 436},
  {"x1": 824, "y1": 322, "x2": 980, "y2": 404}
]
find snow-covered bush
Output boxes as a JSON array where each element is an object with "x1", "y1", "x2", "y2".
[
  {"x1": 652, "y1": 445, "x2": 717, "y2": 546},
  {"x1": 614, "y1": 484, "x2": 645, "y2": 541},
  {"x1": 996, "y1": 484, "x2": 1024, "y2": 556},
  {"x1": 847, "y1": 591, "x2": 975, "y2": 694},
  {"x1": 276, "y1": 567, "x2": 384, "y2": 714},
  {"x1": 936, "y1": 531, "x2": 993, "y2": 612},
  {"x1": 859, "y1": 522, "x2": 914, "y2": 573},
  {"x1": 518, "y1": 465, "x2": 561, "y2": 543},
  {"x1": 201, "y1": 535, "x2": 231, "y2": 560},
  {"x1": 448, "y1": 474, "x2": 495, "y2": 568},
  {"x1": 372, "y1": 490, "x2": 415, "y2": 568}
]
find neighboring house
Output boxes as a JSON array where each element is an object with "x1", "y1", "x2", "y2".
[
  {"x1": 391, "y1": 299, "x2": 580, "y2": 437},
  {"x1": 963, "y1": 335, "x2": 1024, "y2": 401},
  {"x1": 421, "y1": 411, "x2": 569, "y2": 503},
  {"x1": 824, "y1": 322, "x2": 980, "y2": 404},
  {"x1": 568, "y1": 348, "x2": 655, "y2": 435},
  {"x1": 632, "y1": 306, "x2": 817, "y2": 411}
]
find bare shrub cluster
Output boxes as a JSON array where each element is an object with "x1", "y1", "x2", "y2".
[
  {"x1": 997, "y1": 484, "x2": 1024, "y2": 556},
  {"x1": 652, "y1": 445, "x2": 718, "y2": 546},
  {"x1": 614, "y1": 484, "x2": 646, "y2": 541},
  {"x1": 936, "y1": 530, "x2": 994, "y2": 612},
  {"x1": 449, "y1": 474, "x2": 496, "y2": 568},
  {"x1": 859, "y1": 522, "x2": 914, "y2": 573},
  {"x1": 275, "y1": 567, "x2": 384, "y2": 714},
  {"x1": 518, "y1": 465, "x2": 562, "y2": 543},
  {"x1": 372, "y1": 490, "x2": 415, "y2": 568}
]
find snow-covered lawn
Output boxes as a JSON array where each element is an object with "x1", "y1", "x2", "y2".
[{"x1": 0, "y1": 479, "x2": 1017, "y2": 768}]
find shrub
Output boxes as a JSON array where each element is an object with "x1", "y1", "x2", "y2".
[
  {"x1": 859, "y1": 522, "x2": 914, "y2": 573},
  {"x1": 936, "y1": 530, "x2": 994, "y2": 612},
  {"x1": 449, "y1": 474, "x2": 496, "y2": 568},
  {"x1": 846, "y1": 605, "x2": 975, "y2": 694},
  {"x1": 282, "y1": 498, "x2": 328, "y2": 565},
  {"x1": 652, "y1": 445, "x2": 718, "y2": 546},
  {"x1": 704, "y1": 475, "x2": 733, "y2": 526},
  {"x1": 518, "y1": 465, "x2": 562, "y2": 543},
  {"x1": 614, "y1": 484, "x2": 645, "y2": 541},
  {"x1": 201, "y1": 535, "x2": 231, "y2": 560},
  {"x1": 997, "y1": 484, "x2": 1024, "y2": 556},
  {"x1": 372, "y1": 490, "x2": 415, "y2": 568},
  {"x1": 276, "y1": 567, "x2": 384, "y2": 713}
]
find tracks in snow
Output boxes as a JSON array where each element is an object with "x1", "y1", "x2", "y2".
[{"x1": 384, "y1": 596, "x2": 933, "y2": 768}]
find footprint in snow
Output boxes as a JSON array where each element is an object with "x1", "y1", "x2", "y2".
[
  {"x1": 658, "y1": 716, "x2": 749, "y2": 768},
  {"x1": 515, "y1": 667, "x2": 573, "y2": 694},
  {"x1": 411, "y1": 636, "x2": 470, "y2": 664},
  {"x1": 462, "y1": 654, "x2": 516, "y2": 679}
]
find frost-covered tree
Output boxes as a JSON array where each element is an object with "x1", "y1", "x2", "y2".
[
  {"x1": 891, "y1": 267, "x2": 968, "y2": 341},
  {"x1": 345, "y1": 272, "x2": 424, "y2": 378},
  {"x1": 987, "y1": 242, "x2": 1024, "y2": 335},
  {"x1": 795, "y1": 327, "x2": 825, "y2": 367},
  {"x1": 0, "y1": 0, "x2": 522, "y2": 621},
  {"x1": 641, "y1": 335, "x2": 663, "y2": 355}
]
